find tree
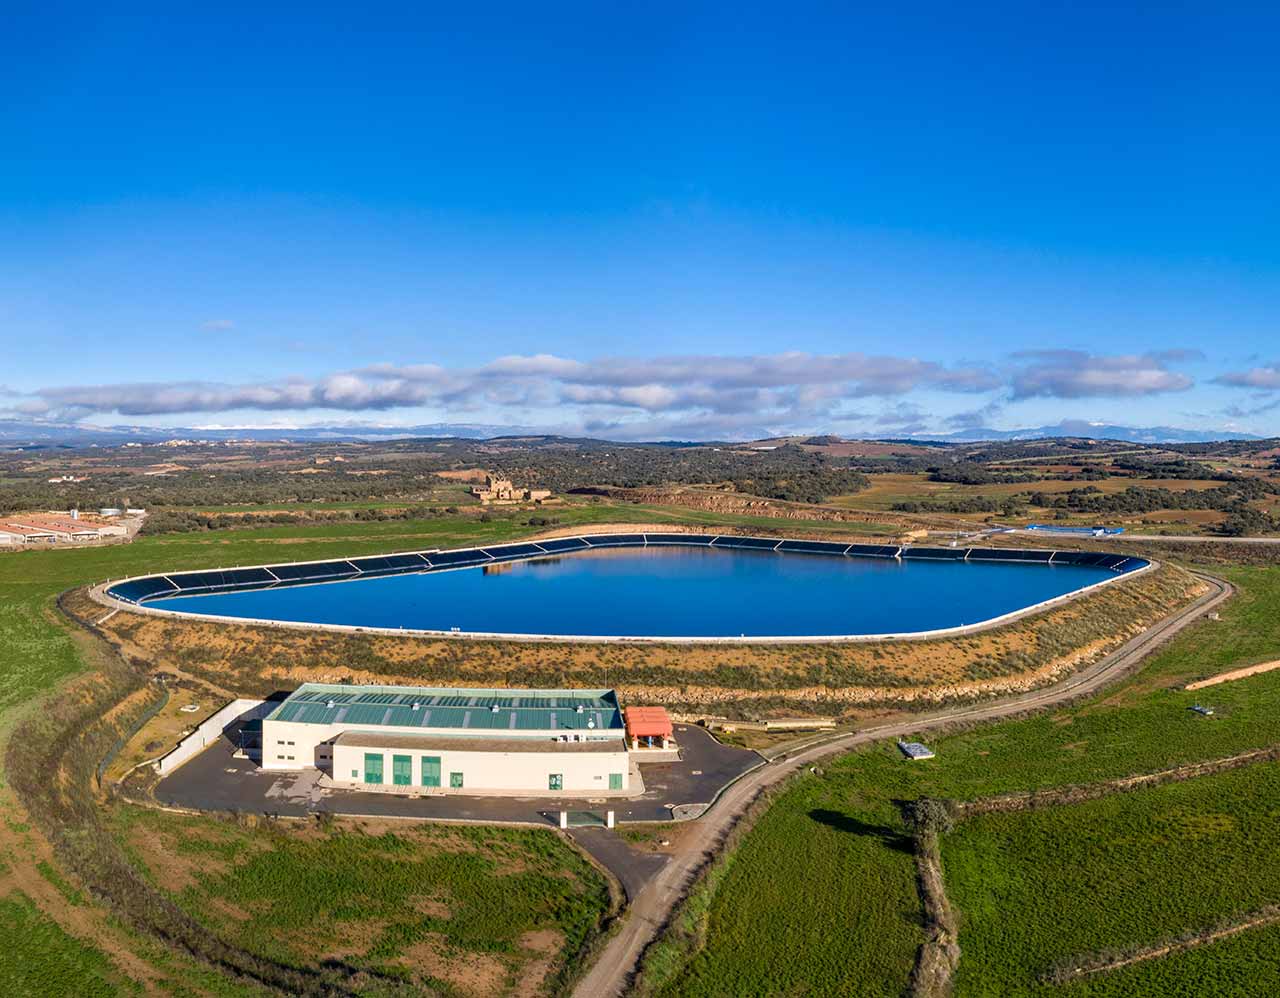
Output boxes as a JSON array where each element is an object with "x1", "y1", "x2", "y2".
[{"x1": 901, "y1": 797, "x2": 957, "y2": 837}]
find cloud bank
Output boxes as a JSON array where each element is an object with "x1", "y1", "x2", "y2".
[{"x1": 3, "y1": 347, "x2": 1241, "y2": 440}]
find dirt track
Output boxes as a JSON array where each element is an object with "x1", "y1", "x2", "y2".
[
  {"x1": 572, "y1": 570, "x2": 1233, "y2": 998},
  {"x1": 1186, "y1": 659, "x2": 1280, "y2": 690}
]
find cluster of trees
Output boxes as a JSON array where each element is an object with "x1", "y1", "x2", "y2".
[
  {"x1": 1031, "y1": 480, "x2": 1278, "y2": 535},
  {"x1": 893, "y1": 496, "x2": 1020, "y2": 515},
  {"x1": 926, "y1": 463, "x2": 1038, "y2": 486},
  {"x1": 489, "y1": 442, "x2": 871, "y2": 503},
  {"x1": 1109, "y1": 457, "x2": 1237, "y2": 481}
]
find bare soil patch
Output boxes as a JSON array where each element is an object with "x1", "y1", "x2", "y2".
[
  {"x1": 1186, "y1": 659, "x2": 1280, "y2": 691},
  {"x1": 399, "y1": 933, "x2": 510, "y2": 995}
]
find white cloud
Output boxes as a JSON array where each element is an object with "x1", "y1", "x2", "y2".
[
  {"x1": 1009, "y1": 350, "x2": 1195, "y2": 399},
  {"x1": 1214, "y1": 364, "x2": 1280, "y2": 391},
  {"x1": 201, "y1": 319, "x2": 236, "y2": 331}
]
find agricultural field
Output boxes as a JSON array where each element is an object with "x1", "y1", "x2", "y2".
[
  {"x1": 110, "y1": 806, "x2": 612, "y2": 996},
  {"x1": 945, "y1": 761, "x2": 1280, "y2": 994},
  {"x1": 637, "y1": 564, "x2": 1280, "y2": 995},
  {"x1": 0, "y1": 892, "x2": 134, "y2": 997},
  {"x1": 1047, "y1": 920, "x2": 1280, "y2": 997},
  {"x1": 832, "y1": 471, "x2": 1231, "y2": 512},
  {"x1": 648, "y1": 771, "x2": 921, "y2": 998}
]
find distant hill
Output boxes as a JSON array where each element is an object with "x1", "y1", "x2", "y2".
[
  {"x1": 920, "y1": 420, "x2": 1262, "y2": 444},
  {"x1": 0, "y1": 416, "x2": 1263, "y2": 450}
]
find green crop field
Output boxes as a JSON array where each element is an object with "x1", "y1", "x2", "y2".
[
  {"x1": 650, "y1": 776, "x2": 921, "y2": 998},
  {"x1": 111, "y1": 805, "x2": 611, "y2": 996},
  {"x1": 640, "y1": 565, "x2": 1280, "y2": 995},
  {"x1": 0, "y1": 892, "x2": 133, "y2": 997},
  {"x1": 945, "y1": 762, "x2": 1280, "y2": 994},
  {"x1": 1046, "y1": 920, "x2": 1280, "y2": 997}
]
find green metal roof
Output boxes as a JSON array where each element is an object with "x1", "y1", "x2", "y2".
[{"x1": 265, "y1": 683, "x2": 623, "y2": 733}]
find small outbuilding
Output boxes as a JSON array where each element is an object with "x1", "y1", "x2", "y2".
[
  {"x1": 625, "y1": 706, "x2": 674, "y2": 750},
  {"x1": 897, "y1": 740, "x2": 935, "y2": 760}
]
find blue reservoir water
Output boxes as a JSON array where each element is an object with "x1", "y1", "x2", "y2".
[{"x1": 145, "y1": 546, "x2": 1121, "y2": 638}]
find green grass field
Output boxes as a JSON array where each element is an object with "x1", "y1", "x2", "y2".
[
  {"x1": 652, "y1": 777, "x2": 921, "y2": 998},
  {"x1": 0, "y1": 892, "x2": 134, "y2": 997},
  {"x1": 111, "y1": 806, "x2": 611, "y2": 996},
  {"x1": 945, "y1": 762, "x2": 1280, "y2": 994},
  {"x1": 1046, "y1": 920, "x2": 1280, "y2": 997},
  {"x1": 642, "y1": 565, "x2": 1280, "y2": 995}
]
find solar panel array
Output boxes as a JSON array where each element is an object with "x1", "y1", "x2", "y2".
[
  {"x1": 105, "y1": 534, "x2": 1146, "y2": 605},
  {"x1": 268, "y1": 683, "x2": 623, "y2": 732}
]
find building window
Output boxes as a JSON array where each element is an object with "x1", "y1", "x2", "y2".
[
  {"x1": 609, "y1": 773, "x2": 623, "y2": 790},
  {"x1": 421, "y1": 756, "x2": 441, "y2": 788},
  {"x1": 364, "y1": 752, "x2": 384, "y2": 785},
  {"x1": 351, "y1": 769, "x2": 359, "y2": 779},
  {"x1": 449, "y1": 771, "x2": 464, "y2": 789},
  {"x1": 548, "y1": 774, "x2": 563, "y2": 791},
  {"x1": 392, "y1": 754, "x2": 412, "y2": 786}
]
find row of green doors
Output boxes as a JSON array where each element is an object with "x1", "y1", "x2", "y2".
[
  {"x1": 359, "y1": 755, "x2": 621, "y2": 791},
  {"x1": 362, "y1": 753, "x2": 460, "y2": 788}
]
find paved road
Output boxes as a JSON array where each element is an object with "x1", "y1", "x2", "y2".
[
  {"x1": 569, "y1": 827, "x2": 670, "y2": 902},
  {"x1": 155, "y1": 724, "x2": 758, "y2": 826},
  {"x1": 572, "y1": 570, "x2": 1234, "y2": 997}
]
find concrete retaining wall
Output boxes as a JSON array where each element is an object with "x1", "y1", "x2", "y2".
[{"x1": 158, "y1": 698, "x2": 271, "y2": 775}]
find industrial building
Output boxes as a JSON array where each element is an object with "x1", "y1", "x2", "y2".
[{"x1": 262, "y1": 683, "x2": 635, "y2": 795}]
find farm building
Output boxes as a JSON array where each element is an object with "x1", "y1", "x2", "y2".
[
  {"x1": 262, "y1": 683, "x2": 634, "y2": 795},
  {"x1": 0, "y1": 512, "x2": 126, "y2": 543},
  {"x1": 0, "y1": 523, "x2": 57, "y2": 545}
]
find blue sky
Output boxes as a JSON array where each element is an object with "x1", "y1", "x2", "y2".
[{"x1": 2, "y1": 3, "x2": 1278, "y2": 439}]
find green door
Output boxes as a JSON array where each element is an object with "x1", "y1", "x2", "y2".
[
  {"x1": 449, "y1": 771, "x2": 464, "y2": 789},
  {"x1": 392, "y1": 755, "x2": 412, "y2": 786},
  {"x1": 548, "y1": 774, "x2": 563, "y2": 791},
  {"x1": 609, "y1": 773, "x2": 623, "y2": 790},
  {"x1": 363, "y1": 753, "x2": 383, "y2": 785},
  {"x1": 421, "y1": 756, "x2": 441, "y2": 788}
]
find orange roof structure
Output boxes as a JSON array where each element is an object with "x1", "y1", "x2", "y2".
[
  {"x1": 5, "y1": 514, "x2": 101, "y2": 535},
  {"x1": 0, "y1": 522, "x2": 57, "y2": 536},
  {"x1": 624, "y1": 706, "x2": 673, "y2": 740}
]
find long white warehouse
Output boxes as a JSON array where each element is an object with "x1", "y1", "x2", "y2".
[{"x1": 261, "y1": 682, "x2": 633, "y2": 795}]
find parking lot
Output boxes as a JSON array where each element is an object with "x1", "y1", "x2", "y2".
[{"x1": 155, "y1": 723, "x2": 760, "y2": 826}]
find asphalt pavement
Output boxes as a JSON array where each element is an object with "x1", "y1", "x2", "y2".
[{"x1": 156, "y1": 723, "x2": 756, "y2": 823}]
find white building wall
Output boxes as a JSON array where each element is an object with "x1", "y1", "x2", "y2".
[
  {"x1": 260, "y1": 717, "x2": 621, "y2": 770},
  {"x1": 330, "y1": 741, "x2": 630, "y2": 794}
]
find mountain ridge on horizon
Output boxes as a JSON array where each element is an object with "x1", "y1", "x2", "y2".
[{"x1": 0, "y1": 416, "x2": 1265, "y2": 449}]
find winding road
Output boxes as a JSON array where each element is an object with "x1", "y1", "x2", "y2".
[{"x1": 573, "y1": 569, "x2": 1233, "y2": 997}]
